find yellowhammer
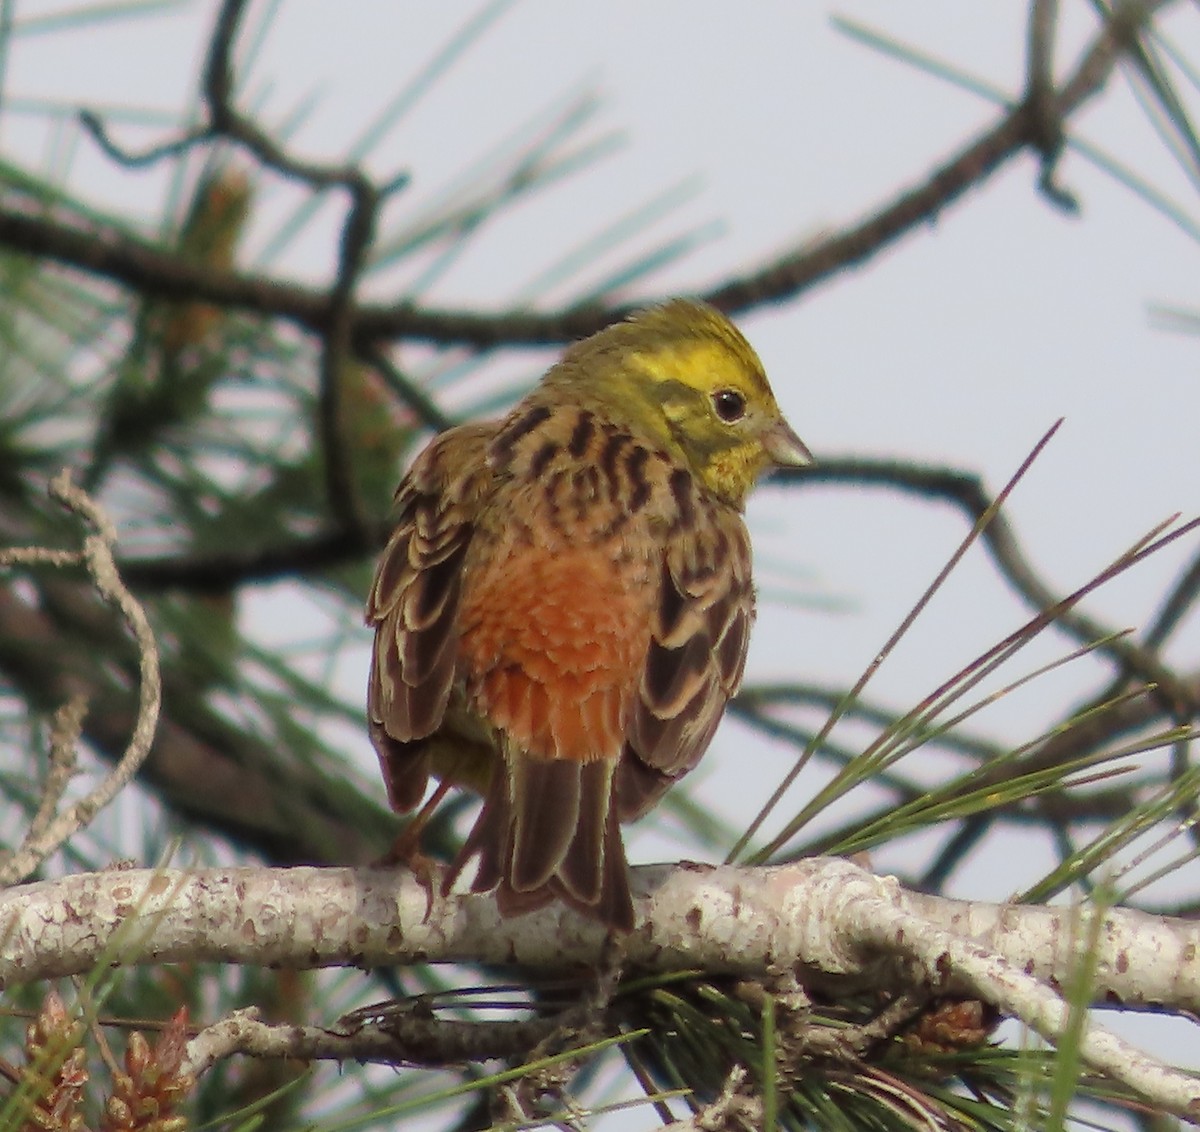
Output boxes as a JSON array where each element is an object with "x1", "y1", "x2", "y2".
[{"x1": 366, "y1": 299, "x2": 811, "y2": 931}]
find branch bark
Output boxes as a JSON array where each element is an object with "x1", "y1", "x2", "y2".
[
  {"x1": 5, "y1": 859, "x2": 1197, "y2": 1117},
  {"x1": 5, "y1": 860, "x2": 1192, "y2": 1004}
]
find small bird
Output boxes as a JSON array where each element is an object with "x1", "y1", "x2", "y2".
[{"x1": 366, "y1": 299, "x2": 811, "y2": 931}]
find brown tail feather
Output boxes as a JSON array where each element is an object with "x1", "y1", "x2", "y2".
[
  {"x1": 371, "y1": 726, "x2": 431, "y2": 813},
  {"x1": 443, "y1": 752, "x2": 635, "y2": 931}
]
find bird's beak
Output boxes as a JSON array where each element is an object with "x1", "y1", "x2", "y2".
[{"x1": 763, "y1": 418, "x2": 814, "y2": 468}]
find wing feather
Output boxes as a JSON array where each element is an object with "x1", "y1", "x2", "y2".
[
  {"x1": 618, "y1": 506, "x2": 753, "y2": 822},
  {"x1": 366, "y1": 424, "x2": 494, "y2": 812}
]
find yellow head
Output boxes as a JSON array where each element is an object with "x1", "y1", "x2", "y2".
[{"x1": 544, "y1": 299, "x2": 812, "y2": 506}]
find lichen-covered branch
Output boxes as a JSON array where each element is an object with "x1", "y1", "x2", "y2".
[{"x1": 2, "y1": 859, "x2": 1199, "y2": 1118}]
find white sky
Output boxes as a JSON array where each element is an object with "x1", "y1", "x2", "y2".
[{"x1": 5, "y1": 1, "x2": 1199, "y2": 1121}]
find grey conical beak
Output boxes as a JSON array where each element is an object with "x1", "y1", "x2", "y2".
[{"x1": 763, "y1": 418, "x2": 814, "y2": 467}]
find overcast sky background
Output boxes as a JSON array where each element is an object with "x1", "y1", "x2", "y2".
[{"x1": 6, "y1": 1, "x2": 1200, "y2": 1119}]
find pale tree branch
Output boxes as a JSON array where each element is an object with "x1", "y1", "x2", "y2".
[
  {"x1": 853, "y1": 887, "x2": 1200, "y2": 1123},
  {"x1": 2, "y1": 859, "x2": 1199, "y2": 1118}
]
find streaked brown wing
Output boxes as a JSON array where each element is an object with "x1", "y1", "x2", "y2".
[
  {"x1": 366, "y1": 423, "x2": 495, "y2": 812},
  {"x1": 618, "y1": 506, "x2": 754, "y2": 822}
]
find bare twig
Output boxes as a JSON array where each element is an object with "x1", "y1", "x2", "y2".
[
  {"x1": 78, "y1": 1, "x2": 412, "y2": 538},
  {"x1": 0, "y1": 1, "x2": 1169, "y2": 351},
  {"x1": 660, "y1": 1066, "x2": 760, "y2": 1132},
  {"x1": 0, "y1": 579, "x2": 393, "y2": 866},
  {"x1": 78, "y1": 112, "x2": 214, "y2": 169},
  {"x1": 316, "y1": 174, "x2": 378, "y2": 536},
  {"x1": 0, "y1": 472, "x2": 161, "y2": 886},
  {"x1": 362, "y1": 344, "x2": 457, "y2": 434},
  {"x1": 702, "y1": 0, "x2": 1163, "y2": 314},
  {"x1": 199, "y1": 0, "x2": 398, "y2": 534},
  {"x1": 782, "y1": 456, "x2": 1198, "y2": 715},
  {"x1": 1024, "y1": 0, "x2": 1079, "y2": 210},
  {"x1": 1145, "y1": 544, "x2": 1200, "y2": 650},
  {"x1": 79, "y1": 1, "x2": 409, "y2": 198},
  {"x1": 182, "y1": 1005, "x2": 570, "y2": 1077},
  {"x1": 119, "y1": 521, "x2": 390, "y2": 591},
  {"x1": 23, "y1": 695, "x2": 88, "y2": 848},
  {"x1": 200, "y1": 0, "x2": 408, "y2": 197}
]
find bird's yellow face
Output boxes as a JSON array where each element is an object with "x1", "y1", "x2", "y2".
[{"x1": 547, "y1": 300, "x2": 812, "y2": 507}]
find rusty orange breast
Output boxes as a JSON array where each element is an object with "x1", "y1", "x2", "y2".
[{"x1": 458, "y1": 542, "x2": 653, "y2": 764}]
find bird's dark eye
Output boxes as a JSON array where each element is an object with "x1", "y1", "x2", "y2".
[{"x1": 712, "y1": 388, "x2": 746, "y2": 422}]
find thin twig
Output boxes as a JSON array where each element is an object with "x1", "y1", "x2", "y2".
[
  {"x1": 22, "y1": 695, "x2": 88, "y2": 848},
  {"x1": 78, "y1": 112, "x2": 214, "y2": 169},
  {"x1": 783, "y1": 456, "x2": 1198, "y2": 715},
  {"x1": 201, "y1": 0, "x2": 409, "y2": 197},
  {"x1": 77, "y1": 0, "x2": 412, "y2": 541},
  {"x1": 0, "y1": 472, "x2": 161, "y2": 887},
  {"x1": 78, "y1": 1, "x2": 409, "y2": 198},
  {"x1": 362, "y1": 344, "x2": 457, "y2": 434},
  {"x1": 1024, "y1": 0, "x2": 1079, "y2": 210},
  {"x1": 183, "y1": 1006, "x2": 577, "y2": 1077},
  {"x1": 202, "y1": 0, "x2": 392, "y2": 535},
  {"x1": 660, "y1": 1066, "x2": 759, "y2": 1132},
  {"x1": 1145, "y1": 544, "x2": 1200, "y2": 650}
]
